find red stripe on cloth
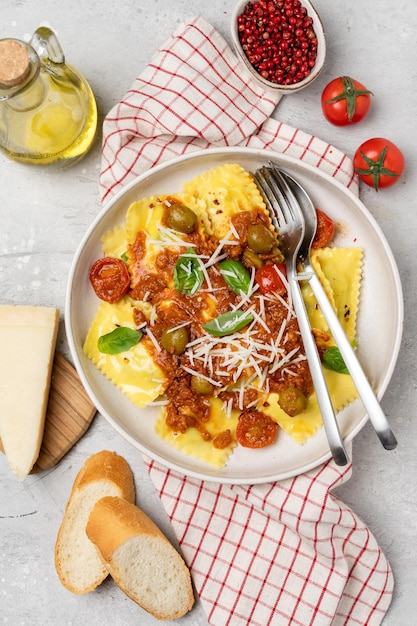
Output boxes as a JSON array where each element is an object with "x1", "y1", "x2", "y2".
[
  {"x1": 137, "y1": 73, "x2": 232, "y2": 143},
  {"x1": 177, "y1": 18, "x2": 278, "y2": 109},
  {"x1": 207, "y1": 496, "x2": 252, "y2": 621},
  {"x1": 298, "y1": 132, "x2": 316, "y2": 161},
  {"x1": 186, "y1": 485, "x2": 226, "y2": 571}
]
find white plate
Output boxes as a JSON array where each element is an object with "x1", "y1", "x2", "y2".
[{"x1": 66, "y1": 147, "x2": 403, "y2": 484}]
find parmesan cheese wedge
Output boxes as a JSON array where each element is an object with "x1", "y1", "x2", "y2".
[{"x1": 0, "y1": 305, "x2": 59, "y2": 479}]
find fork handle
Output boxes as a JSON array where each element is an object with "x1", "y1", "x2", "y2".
[
  {"x1": 288, "y1": 268, "x2": 349, "y2": 466},
  {"x1": 306, "y1": 269, "x2": 397, "y2": 450}
]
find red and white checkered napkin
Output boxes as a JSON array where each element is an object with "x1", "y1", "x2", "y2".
[{"x1": 100, "y1": 16, "x2": 393, "y2": 625}]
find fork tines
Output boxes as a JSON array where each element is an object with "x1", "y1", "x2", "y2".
[
  {"x1": 253, "y1": 167, "x2": 281, "y2": 233},
  {"x1": 254, "y1": 165, "x2": 299, "y2": 232}
]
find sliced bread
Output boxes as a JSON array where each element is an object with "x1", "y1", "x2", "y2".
[
  {"x1": 55, "y1": 450, "x2": 135, "y2": 594},
  {"x1": 86, "y1": 495, "x2": 194, "y2": 620}
]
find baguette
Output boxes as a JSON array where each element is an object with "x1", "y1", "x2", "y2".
[
  {"x1": 86, "y1": 496, "x2": 194, "y2": 620},
  {"x1": 55, "y1": 450, "x2": 135, "y2": 594}
]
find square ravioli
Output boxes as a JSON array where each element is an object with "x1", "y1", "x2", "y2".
[{"x1": 85, "y1": 164, "x2": 363, "y2": 466}]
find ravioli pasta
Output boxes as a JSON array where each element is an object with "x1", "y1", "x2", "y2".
[
  {"x1": 267, "y1": 247, "x2": 363, "y2": 443},
  {"x1": 84, "y1": 164, "x2": 363, "y2": 467}
]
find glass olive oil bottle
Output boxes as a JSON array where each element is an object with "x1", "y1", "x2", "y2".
[{"x1": 0, "y1": 27, "x2": 97, "y2": 166}]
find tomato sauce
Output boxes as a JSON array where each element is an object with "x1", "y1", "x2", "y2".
[{"x1": 126, "y1": 207, "x2": 313, "y2": 447}]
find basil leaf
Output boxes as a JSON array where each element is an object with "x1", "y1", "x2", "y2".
[
  {"x1": 120, "y1": 251, "x2": 128, "y2": 262},
  {"x1": 203, "y1": 310, "x2": 254, "y2": 337},
  {"x1": 98, "y1": 326, "x2": 142, "y2": 354},
  {"x1": 219, "y1": 259, "x2": 251, "y2": 295},
  {"x1": 174, "y1": 248, "x2": 204, "y2": 295},
  {"x1": 322, "y1": 346, "x2": 349, "y2": 375}
]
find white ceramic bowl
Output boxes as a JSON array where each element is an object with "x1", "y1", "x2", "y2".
[
  {"x1": 66, "y1": 147, "x2": 403, "y2": 485},
  {"x1": 231, "y1": 0, "x2": 326, "y2": 93}
]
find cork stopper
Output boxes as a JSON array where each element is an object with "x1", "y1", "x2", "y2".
[{"x1": 0, "y1": 39, "x2": 30, "y2": 87}]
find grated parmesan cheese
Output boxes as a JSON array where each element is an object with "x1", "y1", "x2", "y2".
[{"x1": 145, "y1": 327, "x2": 162, "y2": 352}]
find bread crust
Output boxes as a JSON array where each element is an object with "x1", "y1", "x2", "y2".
[
  {"x1": 86, "y1": 496, "x2": 194, "y2": 619},
  {"x1": 54, "y1": 450, "x2": 135, "y2": 594},
  {"x1": 72, "y1": 450, "x2": 136, "y2": 501},
  {"x1": 86, "y1": 494, "x2": 166, "y2": 558}
]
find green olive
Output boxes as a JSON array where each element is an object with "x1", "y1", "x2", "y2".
[
  {"x1": 190, "y1": 375, "x2": 213, "y2": 395},
  {"x1": 160, "y1": 326, "x2": 189, "y2": 355},
  {"x1": 278, "y1": 386, "x2": 308, "y2": 417},
  {"x1": 242, "y1": 247, "x2": 264, "y2": 269},
  {"x1": 166, "y1": 203, "x2": 197, "y2": 234},
  {"x1": 247, "y1": 224, "x2": 275, "y2": 254}
]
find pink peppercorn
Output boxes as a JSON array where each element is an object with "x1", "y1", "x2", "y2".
[{"x1": 237, "y1": 0, "x2": 318, "y2": 85}]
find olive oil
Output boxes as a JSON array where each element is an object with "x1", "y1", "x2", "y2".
[
  {"x1": 0, "y1": 29, "x2": 97, "y2": 167},
  {"x1": 1, "y1": 69, "x2": 97, "y2": 165}
]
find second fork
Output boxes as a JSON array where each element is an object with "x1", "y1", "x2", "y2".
[{"x1": 254, "y1": 166, "x2": 349, "y2": 466}]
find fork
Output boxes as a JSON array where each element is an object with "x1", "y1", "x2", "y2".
[
  {"x1": 270, "y1": 165, "x2": 397, "y2": 451},
  {"x1": 254, "y1": 166, "x2": 349, "y2": 466}
]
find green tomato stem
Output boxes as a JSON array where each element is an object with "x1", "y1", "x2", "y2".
[
  {"x1": 325, "y1": 76, "x2": 372, "y2": 122},
  {"x1": 355, "y1": 146, "x2": 399, "y2": 191}
]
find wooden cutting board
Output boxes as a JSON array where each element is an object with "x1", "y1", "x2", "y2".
[{"x1": 0, "y1": 351, "x2": 96, "y2": 473}]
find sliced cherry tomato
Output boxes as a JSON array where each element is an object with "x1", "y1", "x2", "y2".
[
  {"x1": 236, "y1": 411, "x2": 278, "y2": 448},
  {"x1": 89, "y1": 257, "x2": 130, "y2": 303},
  {"x1": 321, "y1": 76, "x2": 372, "y2": 126},
  {"x1": 255, "y1": 263, "x2": 287, "y2": 295},
  {"x1": 312, "y1": 209, "x2": 335, "y2": 249},
  {"x1": 353, "y1": 138, "x2": 405, "y2": 191}
]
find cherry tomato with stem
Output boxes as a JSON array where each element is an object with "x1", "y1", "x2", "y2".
[
  {"x1": 236, "y1": 411, "x2": 278, "y2": 448},
  {"x1": 255, "y1": 263, "x2": 287, "y2": 295},
  {"x1": 321, "y1": 76, "x2": 372, "y2": 126},
  {"x1": 89, "y1": 257, "x2": 130, "y2": 303},
  {"x1": 353, "y1": 138, "x2": 405, "y2": 191},
  {"x1": 312, "y1": 209, "x2": 335, "y2": 249}
]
